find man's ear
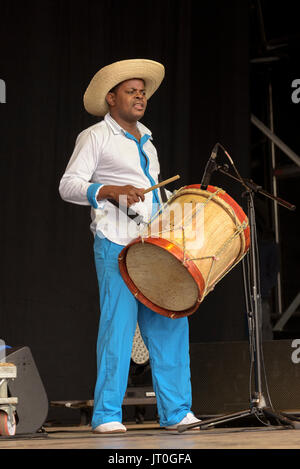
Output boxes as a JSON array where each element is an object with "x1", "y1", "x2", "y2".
[{"x1": 106, "y1": 92, "x2": 115, "y2": 107}]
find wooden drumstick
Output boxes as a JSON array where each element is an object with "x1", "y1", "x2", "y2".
[{"x1": 143, "y1": 175, "x2": 180, "y2": 194}]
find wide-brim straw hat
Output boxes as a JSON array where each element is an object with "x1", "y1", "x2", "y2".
[{"x1": 83, "y1": 58, "x2": 165, "y2": 117}]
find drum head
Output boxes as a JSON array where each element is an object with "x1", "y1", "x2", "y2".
[{"x1": 125, "y1": 242, "x2": 199, "y2": 312}]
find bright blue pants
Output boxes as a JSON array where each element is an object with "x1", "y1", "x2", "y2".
[{"x1": 91, "y1": 235, "x2": 192, "y2": 429}]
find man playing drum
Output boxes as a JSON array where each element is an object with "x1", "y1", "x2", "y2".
[{"x1": 59, "y1": 59, "x2": 200, "y2": 434}]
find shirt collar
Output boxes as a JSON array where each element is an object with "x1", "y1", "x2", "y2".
[{"x1": 104, "y1": 113, "x2": 152, "y2": 140}]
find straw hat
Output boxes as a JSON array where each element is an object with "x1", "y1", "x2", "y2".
[{"x1": 83, "y1": 59, "x2": 165, "y2": 116}]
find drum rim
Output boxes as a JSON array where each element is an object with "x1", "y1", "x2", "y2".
[{"x1": 118, "y1": 237, "x2": 205, "y2": 319}]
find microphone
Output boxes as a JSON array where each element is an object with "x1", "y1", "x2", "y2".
[{"x1": 201, "y1": 144, "x2": 218, "y2": 187}]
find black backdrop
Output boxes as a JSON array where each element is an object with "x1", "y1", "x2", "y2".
[{"x1": 0, "y1": 0, "x2": 250, "y2": 412}]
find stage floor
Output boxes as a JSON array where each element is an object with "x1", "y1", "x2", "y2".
[{"x1": 1, "y1": 421, "x2": 300, "y2": 449}]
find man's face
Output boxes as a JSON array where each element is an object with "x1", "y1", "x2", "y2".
[{"x1": 106, "y1": 78, "x2": 147, "y2": 123}]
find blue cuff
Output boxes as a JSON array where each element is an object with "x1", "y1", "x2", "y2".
[{"x1": 87, "y1": 183, "x2": 102, "y2": 209}]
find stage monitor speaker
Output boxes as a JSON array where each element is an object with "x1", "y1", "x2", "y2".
[
  {"x1": 6, "y1": 346, "x2": 49, "y2": 434},
  {"x1": 190, "y1": 340, "x2": 300, "y2": 415}
]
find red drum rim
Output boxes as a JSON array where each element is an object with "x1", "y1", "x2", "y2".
[{"x1": 119, "y1": 237, "x2": 205, "y2": 319}]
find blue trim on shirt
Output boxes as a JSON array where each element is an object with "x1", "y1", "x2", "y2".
[
  {"x1": 125, "y1": 132, "x2": 161, "y2": 208},
  {"x1": 87, "y1": 183, "x2": 102, "y2": 208}
]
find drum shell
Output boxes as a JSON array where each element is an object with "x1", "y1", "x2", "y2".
[{"x1": 119, "y1": 185, "x2": 250, "y2": 318}]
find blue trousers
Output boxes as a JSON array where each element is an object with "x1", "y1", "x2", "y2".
[{"x1": 91, "y1": 235, "x2": 192, "y2": 429}]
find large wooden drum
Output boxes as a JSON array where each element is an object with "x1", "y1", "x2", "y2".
[{"x1": 118, "y1": 185, "x2": 250, "y2": 319}]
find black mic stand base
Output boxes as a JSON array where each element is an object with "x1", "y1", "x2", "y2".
[{"x1": 177, "y1": 401, "x2": 300, "y2": 433}]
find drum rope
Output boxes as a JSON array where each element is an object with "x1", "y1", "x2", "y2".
[
  {"x1": 202, "y1": 188, "x2": 223, "y2": 205},
  {"x1": 214, "y1": 221, "x2": 248, "y2": 258},
  {"x1": 201, "y1": 251, "x2": 246, "y2": 299},
  {"x1": 204, "y1": 251, "x2": 249, "y2": 297},
  {"x1": 184, "y1": 221, "x2": 248, "y2": 263},
  {"x1": 185, "y1": 220, "x2": 248, "y2": 297},
  {"x1": 205, "y1": 222, "x2": 248, "y2": 295}
]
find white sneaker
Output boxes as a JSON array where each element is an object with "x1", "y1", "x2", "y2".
[
  {"x1": 92, "y1": 421, "x2": 127, "y2": 434},
  {"x1": 165, "y1": 412, "x2": 201, "y2": 431}
]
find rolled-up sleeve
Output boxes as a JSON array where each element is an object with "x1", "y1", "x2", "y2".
[{"x1": 59, "y1": 129, "x2": 103, "y2": 207}]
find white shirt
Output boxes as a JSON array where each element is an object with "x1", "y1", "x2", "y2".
[{"x1": 59, "y1": 113, "x2": 170, "y2": 245}]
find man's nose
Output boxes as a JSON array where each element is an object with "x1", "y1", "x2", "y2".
[{"x1": 135, "y1": 91, "x2": 145, "y2": 99}]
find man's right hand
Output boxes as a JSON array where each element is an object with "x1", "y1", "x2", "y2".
[{"x1": 97, "y1": 185, "x2": 145, "y2": 207}]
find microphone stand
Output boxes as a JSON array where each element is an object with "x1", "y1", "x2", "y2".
[{"x1": 178, "y1": 164, "x2": 299, "y2": 433}]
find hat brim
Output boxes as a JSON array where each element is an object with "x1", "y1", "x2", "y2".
[{"x1": 83, "y1": 59, "x2": 165, "y2": 117}]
